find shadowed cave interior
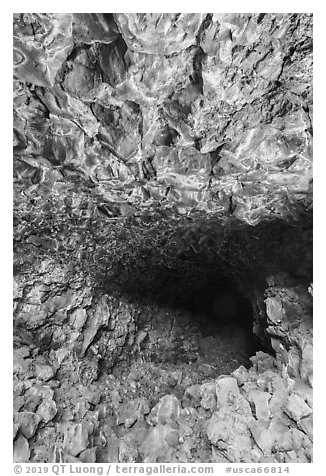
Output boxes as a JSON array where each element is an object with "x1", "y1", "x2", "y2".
[
  {"x1": 158, "y1": 276, "x2": 266, "y2": 368},
  {"x1": 13, "y1": 12, "x2": 313, "y2": 464},
  {"x1": 95, "y1": 262, "x2": 269, "y2": 379}
]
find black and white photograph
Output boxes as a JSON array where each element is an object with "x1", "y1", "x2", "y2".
[{"x1": 11, "y1": 7, "x2": 315, "y2": 468}]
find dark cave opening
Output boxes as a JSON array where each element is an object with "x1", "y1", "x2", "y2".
[
  {"x1": 175, "y1": 274, "x2": 267, "y2": 369},
  {"x1": 186, "y1": 278, "x2": 256, "y2": 334},
  {"x1": 108, "y1": 269, "x2": 270, "y2": 375},
  {"x1": 92, "y1": 215, "x2": 311, "y2": 376}
]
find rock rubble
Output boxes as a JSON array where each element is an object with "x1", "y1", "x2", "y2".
[{"x1": 13, "y1": 13, "x2": 313, "y2": 463}]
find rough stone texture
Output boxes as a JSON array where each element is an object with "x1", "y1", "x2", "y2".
[
  {"x1": 62, "y1": 422, "x2": 91, "y2": 456},
  {"x1": 148, "y1": 395, "x2": 181, "y2": 425},
  {"x1": 13, "y1": 13, "x2": 312, "y2": 464},
  {"x1": 13, "y1": 411, "x2": 41, "y2": 439},
  {"x1": 14, "y1": 12, "x2": 312, "y2": 224},
  {"x1": 264, "y1": 281, "x2": 313, "y2": 384},
  {"x1": 36, "y1": 398, "x2": 57, "y2": 424},
  {"x1": 283, "y1": 394, "x2": 312, "y2": 422},
  {"x1": 13, "y1": 434, "x2": 30, "y2": 463}
]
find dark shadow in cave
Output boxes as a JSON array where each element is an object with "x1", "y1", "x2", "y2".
[
  {"x1": 183, "y1": 276, "x2": 255, "y2": 334},
  {"x1": 177, "y1": 273, "x2": 266, "y2": 366},
  {"x1": 125, "y1": 268, "x2": 268, "y2": 370},
  {"x1": 98, "y1": 213, "x2": 312, "y2": 370}
]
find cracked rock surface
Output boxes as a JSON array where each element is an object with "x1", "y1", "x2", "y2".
[{"x1": 13, "y1": 13, "x2": 313, "y2": 463}]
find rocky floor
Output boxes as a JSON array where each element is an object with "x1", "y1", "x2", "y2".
[{"x1": 13, "y1": 318, "x2": 312, "y2": 464}]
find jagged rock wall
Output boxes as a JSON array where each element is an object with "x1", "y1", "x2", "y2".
[
  {"x1": 14, "y1": 13, "x2": 312, "y2": 224},
  {"x1": 14, "y1": 209, "x2": 312, "y2": 378},
  {"x1": 13, "y1": 13, "x2": 313, "y2": 464}
]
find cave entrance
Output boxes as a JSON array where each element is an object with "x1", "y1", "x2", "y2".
[
  {"x1": 170, "y1": 274, "x2": 266, "y2": 373},
  {"x1": 106, "y1": 263, "x2": 270, "y2": 382},
  {"x1": 106, "y1": 270, "x2": 270, "y2": 400},
  {"x1": 189, "y1": 279, "x2": 256, "y2": 336}
]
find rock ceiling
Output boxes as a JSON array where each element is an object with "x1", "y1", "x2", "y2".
[{"x1": 13, "y1": 13, "x2": 313, "y2": 227}]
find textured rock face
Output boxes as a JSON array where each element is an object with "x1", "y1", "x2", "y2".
[
  {"x1": 13, "y1": 13, "x2": 312, "y2": 463},
  {"x1": 14, "y1": 12, "x2": 312, "y2": 223}
]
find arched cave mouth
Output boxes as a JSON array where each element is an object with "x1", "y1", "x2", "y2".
[
  {"x1": 184, "y1": 277, "x2": 256, "y2": 335},
  {"x1": 103, "y1": 268, "x2": 270, "y2": 381}
]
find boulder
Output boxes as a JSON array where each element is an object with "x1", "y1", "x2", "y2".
[
  {"x1": 34, "y1": 364, "x2": 55, "y2": 382},
  {"x1": 248, "y1": 390, "x2": 271, "y2": 420},
  {"x1": 36, "y1": 398, "x2": 57, "y2": 423},
  {"x1": 14, "y1": 411, "x2": 41, "y2": 439},
  {"x1": 13, "y1": 434, "x2": 30, "y2": 463},
  {"x1": 297, "y1": 415, "x2": 313, "y2": 441},
  {"x1": 249, "y1": 420, "x2": 275, "y2": 454},
  {"x1": 62, "y1": 423, "x2": 90, "y2": 456},
  {"x1": 282, "y1": 394, "x2": 312, "y2": 422},
  {"x1": 140, "y1": 424, "x2": 174, "y2": 462},
  {"x1": 148, "y1": 395, "x2": 181, "y2": 425},
  {"x1": 215, "y1": 376, "x2": 240, "y2": 407},
  {"x1": 200, "y1": 381, "x2": 217, "y2": 410}
]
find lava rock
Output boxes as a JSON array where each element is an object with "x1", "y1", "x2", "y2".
[
  {"x1": 79, "y1": 448, "x2": 97, "y2": 463},
  {"x1": 215, "y1": 376, "x2": 240, "y2": 407},
  {"x1": 14, "y1": 411, "x2": 41, "y2": 439},
  {"x1": 117, "y1": 398, "x2": 150, "y2": 428},
  {"x1": 148, "y1": 395, "x2": 181, "y2": 425},
  {"x1": 249, "y1": 420, "x2": 275, "y2": 454},
  {"x1": 165, "y1": 429, "x2": 180, "y2": 448},
  {"x1": 62, "y1": 423, "x2": 90, "y2": 456},
  {"x1": 36, "y1": 398, "x2": 57, "y2": 423},
  {"x1": 200, "y1": 381, "x2": 217, "y2": 410},
  {"x1": 183, "y1": 384, "x2": 201, "y2": 408},
  {"x1": 248, "y1": 390, "x2": 271, "y2": 420},
  {"x1": 282, "y1": 394, "x2": 312, "y2": 422},
  {"x1": 297, "y1": 415, "x2": 313, "y2": 441},
  {"x1": 34, "y1": 364, "x2": 55, "y2": 381},
  {"x1": 12, "y1": 12, "x2": 313, "y2": 465},
  {"x1": 140, "y1": 424, "x2": 174, "y2": 462},
  {"x1": 13, "y1": 434, "x2": 30, "y2": 463}
]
